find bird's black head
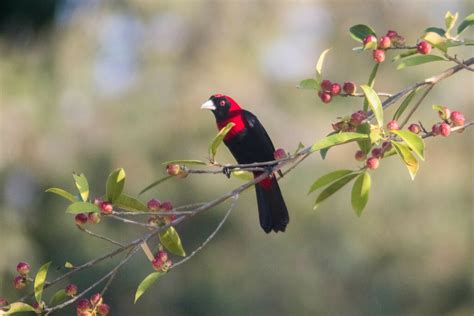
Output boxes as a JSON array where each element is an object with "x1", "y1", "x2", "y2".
[{"x1": 201, "y1": 94, "x2": 242, "y2": 122}]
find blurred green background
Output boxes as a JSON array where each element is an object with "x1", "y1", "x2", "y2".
[{"x1": 0, "y1": 1, "x2": 472, "y2": 315}]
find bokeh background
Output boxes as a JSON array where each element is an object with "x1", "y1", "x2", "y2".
[{"x1": 0, "y1": 1, "x2": 473, "y2": 315}]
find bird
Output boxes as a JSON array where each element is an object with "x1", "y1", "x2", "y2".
[{"x1": 201, "y1": 94, "x2": 289, "y2": 233}]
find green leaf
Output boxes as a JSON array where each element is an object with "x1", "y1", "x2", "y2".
[
  {"x1": 115, "y1": 194, "x2": 148, "y2": 212},
  {"x1": 49, "y1": 289, "x2": 68, "y2": 306},
  {"x1": 64, "y1": 262, "x2": 74, "y2": 269},
  {"x1": 293, "y1": 142, "x2": 305, "y2": 155},
  {"x1": 392, "y1": 49, "x2": 418, "y2": 62},
  {"x1": 297, "y1": 78, "x2": 319, "y2": 90},
  {"x1": 308, "y1": 170, "x2": 354, "y2": 194},
  {"x1": 360, "y1": 85, "x2": 383, "y2": 127},
  {"x1": 106, "y1": 168, "x2": 126, "y2": 203},
  {"x1": 424, "y1": 27, "x2": 446, "y2": 37},
  {"x1": 393, "y1": 89, "x2": 418, "y2": 121},
  {"x1": 310, "y1": 132, "x2": 368, "y2": 153},
  {"x1": 392, "y1": 142, "x2": 419, "y2": 180},
  {"x1": 457, "y1": 13, "x2": 474, "y2": 35},
  {"x1": 209, "y1": 122, "x2": 235, "y2": 160},
  {"x1": 318, "y1": 132, "x2": 337, "y2": 159},
  {"x1": 161, "y1": 160, "x2": 207, "y2": 166},
  {"x1": 351, "y1": 172, "x2": 371, "y2": 217},
  {"x1": 363, "y1": 41, "x2": 377, "y2": 50},
  {"x1": 139, "y1": 175, "x2": 173, "y2": 196},
  {"x1": 349, "y1": 24, "x2": 376, "y2": 42},
  {"x1": 34, "y1": 261, "x2": 51, "y2": 304},
  {"x1": 363, "y1": 63, "x2": 379, "y2": 112},
  {"x1": 396, "y1": 54, "x2": 446, "y2": 70},
  {"x1": 231, "y1": 170, "x2": 253, "y2": 181},
  {"x1": 356, "y1": 123, "x2": 372, "y2": 154},
  {"x1": 369, "y1": 125, "x2": 383, "y2": 144},
  {"x1": 444, "y1": 11, "x2": 458, "y2": 34},
  {"x1": 159, "y1": 227, "x2": 186, "y2": 257},
  {"x1": 313, "y1": 173, "x2": 359, "y2": 210},
  {"x1": 134, "y1": 272, "x2": 163, "y2": 303},
  {"x1": 45, "y1": 188, "x2": 77, "y2": 203},
  {"x1": 0, "y1": 302, "x2": 35, "y2": 315},
  {"x1": 391, "y1": 130, "x2": 425, "y2": 161},
  {"x1": 422, "y1": 32, "x2": 448, "y2": 52},
  {"x1": 315, "y1": 48, "x2": 331, "y2": 85},
  {"x1": 432, "y1": 104, "x2": 446, "y2": 113},
  {"x1": 72, "y1": 173, "x2": 89, "y2": 202},
  {"x1": 66, "y1": 201, "x2": 100, "y2": 214}
]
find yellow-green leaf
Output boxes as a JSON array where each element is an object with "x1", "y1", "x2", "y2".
[
  {"x1": 65, "y1": 201, "x2": 100, "y2": 214},
  {"x1": 392, "y1": 142, "x2": 419, "y2": 180},
  {"x1": 315, "y1": 48, "x2": 331, "y2": 85},
  {"x1": 393, "y1": 89, "x2": 419, "y2": 121},
  {"x1": 106, "y1": 168, "x2": 126, "y2": 202},
  {"x1": 209, "y1": 123, "x2": 235, "y2": 160},
  {"x1": 139, "y1": 175, "x2": 173, "y2": 196},
  {"x1": 134, "y1": 272, "x2": 163, "y2": 303},
  {"x1": 72, "y1": 173, "x2": 89, "y2": 202},
  {"x1": 391, "y1": 130, "x2": 425, "y2": 161},
  {"x1": 360, "y1": 85, "x2": 383, "y2": 127},
  {"x1": 64, "y1": 262, "x2": 74, "y2": 268},
  {"x1": 297, "y1": 78, "x2": 319, "y2": 90},
  {"x1": 457, "y1": 13, "x2": 474, "y2": 35},
  {"x1": 49, "y1": 289, "x2": 68, "y2": 306},
  {"x1": 444, "y1": 11, "x2": 458, "y2": 35},
  {"x1": 159, "y1": 227, "x2": 186, "y2": 257},
  {"x1": 363, "y1": 63, "x2": 379, "y2": 112},
  {"x1": 396, "y1": 55, "x2": 446, "y2": 70},
  {"x1": 115, "y1": 194, "x2": 148, "y2": 212},
  {"x1": 34, "y1": 261, "x2": 51, "y2": 304},
  {"x1": 0, "y1": 302, "x2": 35, "y2": 315},
  {"x1": 45, "y1": 188, "x2": 77, "y2": 203},
  {"x1": 313, "y1": 173, "x2": 359, "y2": 210},
  {"x1": 422, "y1": 32, "x2": 448, "y2": 52},
  {"x1": 161, "y1": 160, "x2": 207, "y2": 166},
  {"x1": 310, "y1": 132, "x2": 368, "y2": 153},
  {"x1": 232, "y1": 170, "x2": 254, "y2": 181},
  {"x1": 351, "y1": 172, "x2": 371, "y2": 217},
  {"x1": 308, "y1": 170, "x2": 354, "y2": 195},
  {"x1": 356, "y1": 123, "x2": 371, "y2": 154}
]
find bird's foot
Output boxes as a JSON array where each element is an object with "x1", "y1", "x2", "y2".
[{"x1": 222, "y1": 166, "x2": 232, "y2": 178}]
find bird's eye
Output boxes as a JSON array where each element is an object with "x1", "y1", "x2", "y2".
[{"x1": 219, "y1": 100, "x2": 226, "y2": 106}]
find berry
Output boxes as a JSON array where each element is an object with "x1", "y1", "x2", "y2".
[
  {"x1": 16, "y1": 262, "x2": 30, "y2": 276},
  {"x1": 161, "y1": 201, "x2": 173, "y2": 211},
  {"x1": 408, "y1": 123, "x2": 421, "y2": 134},
  {"x1": 319, "y1": 92, "x2": 332, "y2": 104},
  {"x1": 355, "y1": 150, "x2": 366, "y2": 161},
  {"x1": 147, "y1": 198, "x2": 161, "y2": 211},
  {"x1": 363, "y1": 35, "x2": 377, "y2": 47},
  {"x1": 371, "y1": 148, "x2": 383, "y2": 158},
  {"x1": 0, "y1": 298, "x2": 8, "y2": 307},
  {"x1": 437, "y1": 106, "x2": 451, "y2": 120},
  {"x1": 366, "y1": 157, "x2": 380, "y2": 170},
  {"x1": 386, "y1": 30, "x2": 398, "y2": 38},
  {"x1": 450, "y1": 111, "x2": 465, "y2": 126},
  {"x1": 76, "y1": 298, "x2": 91, "y2": 312},
  {"x1": 417, "y1": 41, "x2": 431, "y2": 55},
  {"x1": 273, "y1": 148, "x2": 287, "y2": 160},
  {"x1": 166, "y1": 164, "x2": 181, "y2": 176},
  {"x1": 391, "y1": 35, "x2": 406, "y2": 47},
  {"x1": 97, "y1": 303, "x2": 110, "y2": 316},
  {"x1": 65, "y1": 284, "x2": 78, "y2": 297},
  {"x1": 378, "y1": 36, "x2": 391, "y2": 49},
  {"x1": 350, "y1": 111, "x2": 367, "y2": 126},
  {"x1": 386, "y1": 120, "x2": 400, "y2": 131},
  {"x1": 373, "y1": 49, "x2": 385, "y2": 63},
  {"x1": 431, "y1": 123, "x2": 441, "y2": 136},
  {"x1": 13, "y1": 276, "x2": 26, "y2": 290},
  {"x1": 320, "y1": 80, "x2": 332, "y2": 91},
  {"x1": 381, "y1": 141, "x2": 392, "y2": 151},
  {"x1": 90, "y1": 293, "x2": 102, "y2": 306},
  {"x1": 87, "y1": 212, "x2": 101, "y2": 224},
  {"x1": 75, "y1": 213, "x2": 88, "y2": 226},
  {"x1": 152, "y1": 257, "x2": 164, "y2": 271},
  {"x1": 330, "y1": 83, "x2": 341, "y2": 96},
  {"x1": 342, "y1": 81, "x2": 356, "y2": 95},
  {"x1": 156, "y1": 251, "x2": 168, "y2": 263},
  {"x1": 100, "y1": 202, "x2": 113, "y2": 215},
  {"x1": 439, "y1": 123, "x2": 451, "y2": 137}
]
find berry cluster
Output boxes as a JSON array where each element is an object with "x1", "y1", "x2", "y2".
[
  {"x1": 12, "y1": 262, "x2": 30, "y2": 290},
  {"x1": 75, "y1": 198, "x2": 112, "y2": 227},
  {"x1": 363, "y1": 30, "x2": 406, "y2": 63},
  {"x1": 76, "y1": 293, "x2": 110, "y2": 316},
  {"x1": 147, "y1": 198, "x2": 176, "y2": 225},
  {"x1": 355, "y1": 141, "x2": 392, "y2": 170},
  {"x1": 152, "y1": 250, "x2": 173, "y2": 272},
  {"x1": 318, "y1": 80, "x2": 357, "y2": 104},
  {"x1": 332, "y1": 110, "x2": 368, "y2": 132},
  {"x1": 430, "y1": 108, "x2": 465, "y2": 137}
]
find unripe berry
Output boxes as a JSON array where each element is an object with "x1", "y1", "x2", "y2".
[
  {"x1": 152, "y1": 257, "x2": 164, "y2": 271},
  {"x1": 417, "y1": 41, "x2": 431, "y2": 55},
  {"x1": 350, "y1": 111, "x2": 367, "y2": 126},
  {"x1": 355, "y1": 150, "x2": 366, "y2": 161},
  {"x1": 16, "y1": 262, "x2": 30, "y2": 276},
  {"x1": 87, "y1": 212, "x2": 101, "y2": 224},
  {"x1": 90, "y1": 293, "x2": 102, "y2": 306},
  {"x1": 100, "y1": 202, "x2": 113, "y2": 215},
  {"x1": 65, "y1": 284, "x2": 78, "y2": 297},
  {"x1": 439, "y1": 123, "x2": 451, "y2": 137},
  {"x1": 378, "y1": 36, "x2": 391, "y2": 49},
  {"x1": 330, "y1": 83, "x2": 341, "y2": 96},
  {"x1": 0, "y1": 298, "x2": 9, "y2": 307},
  {"x1": 371, "y1": 148, "x2": 383, "y2": 158},
  {"x1": 320, "y1": 79, "x2": 332, "y2": 91},
  {"x1": 363, "y1": 34, "x2": 377, "y2": 47},
  {"x1": 408, "y1": 123, "x2": 421, "y2": 134},
  {"x1": 147, "y1": 198, "x2": 161, "y2": 211},
  {"x1": 161, "y1": 201, "x2": 173, "y2": 211},
  {"x1": 319, "y1": 92, "x2": 332, "y2": 104},
  {"x1": 156, "y1": 251, "x2": 168, "y2": 263},
  {"x1": 342, "y1": 81, "x2": 356, "y2": 95},
  {"x1": 437, "y1": 106, "x2": 451, "y2": 120},
  {"x1": 431, "y1": 123, "x2": 441, "y2": 136},
  {"x1": 391, "y1": 35, "x2": 406, "y2": 47},
  {"x1": 76, "y1": 299, "x2": 91, "y2": 312},
  {"x1": 13, "y1": 276, "x2": 26, "y2": 290},
  {"x1": 372, "y1": 49, "x2": 385, "y2": 63},
  {"x1": 166, "y1": 164, "x2": 181, "y2": 176},
  {"x1": 386, "y1": 30, "x2": 398, "y2": 38},
  {"x1": 273, "y1": 148, "x2": 287, "y2": 160},
  {"x1": 366, "y1": 157, "x2": 379, "y2": 170},
  {"x1": 75, "y1": 213, "x2": 88, "y2": 226},
  {"x1": 450, "y1": 111, "x2": 465, "y2": 126},
  {"x1": 97, "y1": 303, "x2": 110, "y2": 316},
  {"x1": 386, "y1": 120, "x2": 400, "y2": 131}
]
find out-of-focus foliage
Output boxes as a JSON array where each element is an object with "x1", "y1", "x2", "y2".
[{"x1": 0, "y1": 1, "x2": 472, "y2": 315}]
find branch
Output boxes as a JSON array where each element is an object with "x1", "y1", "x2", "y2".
[
  {"x1": 421, "y1": 121, "x2": 474, "y2": 138},
  {"x1": 444, "y1": 53, "x2": 474, "y2": 72},
  {"x1": 77, "y1": 226, "x2": 125, "y2": 247}
]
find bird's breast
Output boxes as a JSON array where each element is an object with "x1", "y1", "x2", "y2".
[{"x1": 217, "y1": 114, "x2": 246, "y2": 141}]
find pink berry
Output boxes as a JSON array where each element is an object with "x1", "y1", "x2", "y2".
[
  {"x1": 65, "y1": 284, "x2": 78, "y2": 297},
  {"x1": 350, "y1": 111, "x2": 367, "y2": 126},
  {"x1": 100, "y1": 202, "x2": 113, "y2": 215},
  {"x1": 13, "y1": 276, "x2": 26, "y2": 290},
  {"x1": 76, "y1": 298, "x2": 91, "y2": 312},
  {"x1": 378, "y1": 36, "x2": 391, "y2": 49},
  {"x1": 147, "y1": 198, "x2": 161, "y2": 211},
  {"x1": 431, "y1": 123, "x2": 441, "y2": 136},
  {"x1": 373, "y1": 49, "x2": 385, "y2": 63},
  {"x1": 166, "y1": 164, "x2": 181, "y2": 176},
  {"x1": 152, "y1": 257, "x2": 164, "y2": 271},
  {"x1": 371, "y1": 148, "x2": 383, "y2": 158},
  {"x1": 161, "y1": 201, "x2": 173, "y2": 211},
  {"x1": 97, "y1": 303, "x2": 110, "y2": 316},
  {"x1": 330, "y1": 83, "x2": 341, "y2": 96},
  {"x1": 16, "y1": 262, "x2": 30, "y2": 276},
  {"x1": 438, "y1": 106, "x2": 451, "y2": 120},
  {"x1": 363, "y1": 34, "x2": 377, "y2": 47},
  {"x1": 386, "y1": 120, "x2": 400, "y2": 131},
  {"x1": 355, "y1": 150, "x2": 366, "y2": 162},
  {"x1": 366, "y1": 157, "x2": 380, "y2": 170},
  {"x1": 75, "y1": 213, "x2": 88, "y2": 226},
  {"x1": 439, "y1": 123, "x2": 451, "y2": 137},
  {"x1": 320, "y1": 79, "x2": 332, "y2": 91},
  {"x1": 386, "y1": 30, "x2": 398, "y2": 38},
  {"x1": 450, "y1": 111, "x2": 465, "y2": 126},
  {"x1": 90, "y1": 293, "x2": 102, "y2": 306},
  {"x1": 156, "y1": 250, "x2": 168, "y2": 263},
  {"x1": 417, "y1": 41, "x2": 431, "y2": 55},
  {"x1": 408, "y1": 123, "x2": 421, "y2": 134},
  {"x1": 319, "y1": 92, "x2": 332, "y2": 104},
  {"x1": 0, "y1": 298, "x2": 8, "y2": 307},
  {"x1": 342, "y1": 81, "x2": 356, "y2": 95},
  {"x1": 273, "y1": 148, "x2": 287, "y2": 160},
  {"x1": 87, "y1": 212, "x2": 101, "y2": 224}
]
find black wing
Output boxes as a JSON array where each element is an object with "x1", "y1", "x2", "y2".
[{"x1": 241, "y1": 110, "x2": 276, "y2": 161}]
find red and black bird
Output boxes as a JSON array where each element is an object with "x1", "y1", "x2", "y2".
[{"x1": 201, "y1": 94, "x2": 289, "y2": 233}]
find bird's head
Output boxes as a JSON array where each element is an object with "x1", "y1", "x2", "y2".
[{"x1": 201, "y1": 94, "x2": 242, "y2": 121}]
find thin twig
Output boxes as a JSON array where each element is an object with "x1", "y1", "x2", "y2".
[
  {"x1": 108, "y1": 215, "x2": 158, "y2": 228},
  {"x1": 421, "y1": 121, "x2": 474, "y2": 138},
  {"x1": 77, "y1": 226, "x2": 125, "y2": 247},
  {"x1": 340, "y1": 92, "x2": 392, "y2": 98},
  {"x1": 445, "y1": 53, "x2": 474, "y2": 72}
]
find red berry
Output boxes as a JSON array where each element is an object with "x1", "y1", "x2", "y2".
[
  {"x1": 386, "y1": 120, "x2": 400, "y2": 131},
  {"x1": 87, "y1": 212, "x2": 101, "y2": 224},
  {"x1": 90, "y1": 293, "x2": 102, "y2": 306},
  {"x1": 342, "y1": 81, "x2": 356, "y2": 95},
  {"x1": 330, "y1": 83, "x2": 341, "y2": 96},
  {"x1": 408, "y1": 123, "x2": 421, "y2": 134},
  {"x1": 355, "y1": 150, "x2": 366, "y2": 161},
  {"x1": 75, "y1": 213, "x2": 88, "y2": 226},
  {"x1": 161, "y1": 201, "x2": 173, "y2": 211},
  {"x1": 152, "y1": 257, "x2": 164, "y2": 271},
  {"x1": 320, "y1": 79, "x2": 332, "y2": 91},
  {"x1": 16, "y1": 262, "x2": 30, "y2": 276},
  {"x1": 363, "y1": 35, "x2": 377, "y2": 47},
  {"x1": 350, "y1": 111, "x2": 367, "y2": 126},
  {"x1": 378, "y1": 36, "x2": 391, "y2": 49},
  {"x1": 0, "y1": 298, "x2": 8, "y2": 307},
  {"x1": 371, "y1": 148, "x2": 383, "y2": 158},
  {"x1": 439, "y1": 123, "x2": 451, "y2": 137},
  {"x1": 366, "y1": 157, "x2": 380, "y2": 170},
  {"x1": 100, "y1": 202, "x2": 113, "y2": 215},
  {"x1": 166, "y1": 164, "x2": 181, "y2": 176},
  {"x1": 320, "y1": 92, "x2": 332, "y2": 104},
  {"x1": 273, "y1": 148, "x2": 287, "y2": 160},
  {"x1": 156, "y1": 250, "x2": 168, "y2": 263},
  {"x1": 431, "y1": 123, "x2": 441, "y2": 136},
  {"x1": 147, "y1": 198, "x2": 161, "y2": 211},
  {"x1": 386, "y1": 30, "x2": 398, "y2": 38},
  {"x1": 97, "y1": 303, "x2": 110, "y2": 316},
  {"x1": 76, "y1": 298, "x2": 91, "y2": 312},
  {"x1": 13, "y1": 276, "x2": 26, "y2": 290},
  {"x1": 417, "y1": 41, "x2": 431, "y2": 55},
  {"x1": 65, "y1": 284, "x2": 78, "y2": 297},
  {"x1": 372, "y1": 49, "x2": 385, "y2": 63},
  {"x1": 450, "y1": 111, "x2": 465, "y2": 126}
]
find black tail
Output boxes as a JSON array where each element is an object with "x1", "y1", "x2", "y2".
[{"x1": 255, "y1": 178, "x2": 289, "y2": 233}]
